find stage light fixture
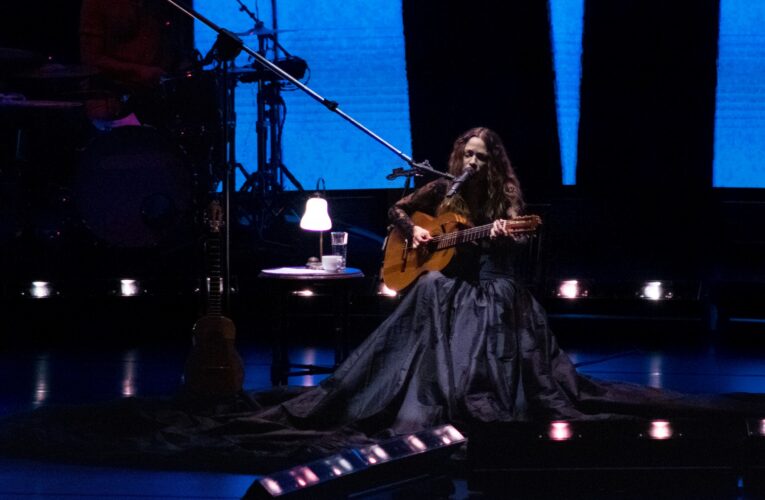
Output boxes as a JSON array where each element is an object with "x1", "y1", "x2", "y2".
[
  {"x1": 119, "y1": 279, "x2": 141, "y2": 297},
  {"x1": 556, "y1": 279, "x2": 588, "y2": 299},
  {"x1": 358, "y1": 444, "x2": 391, "y2": 465},
  {"x1": 433, "y1": 424, "x2": 464, "y2": 444},
  {"x1": 548, "y1": 421, "x2": 574, "y2": 441},
  {"x1": 244, "y1": 424, "x2": 466, "y2": 499},
  {"x1": 648, "y1": 420, "x2": 673, "y2": 440},
  {"x1": 640, "y1": 281, "x2": 673, "y2": 301},
  {"x1": 405, "y1": 434, "x2": 428, "y2": 451},
  {"x1": 25, "y1": 281, "x2": 54, "y2": 299}
]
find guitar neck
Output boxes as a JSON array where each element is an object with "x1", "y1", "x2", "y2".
[
  {"x1": 431, "y1": 219, "x2": 536, "y2": 250},
  {"x1": 432, "y1": 223, "x2": 493, "y2": 250},
  {"x1": 206, "y1": 237, "x2": 223, "y2": 317}
]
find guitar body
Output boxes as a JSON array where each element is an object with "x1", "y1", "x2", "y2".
[
  {"x1": 184, "y1": 315, "x2": 245, "y2": 398},
  {"x1": 382, "y1": 211, "x2": 469, "y2": 292},
  {"x1": 382, "y1": 211, "x2": 542, "y2": 292}
]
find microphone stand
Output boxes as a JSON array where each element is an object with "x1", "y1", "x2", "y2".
[{"x1": 162, "y1": 0, "x2": 453, "y2": 182}]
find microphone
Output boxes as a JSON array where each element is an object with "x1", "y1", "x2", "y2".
[{"x1": 446, "y1": 166, "x2": 475, "y2": 198}]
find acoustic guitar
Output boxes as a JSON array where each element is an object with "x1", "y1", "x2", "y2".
[
  {"x1": 183, "y1": 200, "x2": 245, "y2": 399},
  {"x1": 381, "y1": 211, "x2": 542, "y2": 292}
]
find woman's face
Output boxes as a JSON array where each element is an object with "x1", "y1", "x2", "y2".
[{"x1": 463, "y1": 136, "x2": 489, "y2": 172}]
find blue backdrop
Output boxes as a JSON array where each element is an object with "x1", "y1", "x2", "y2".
[
  {"x1": 194, "y1": 0, "x2": 765, "y2": 190},
  {"x1": 713, "y1": 0, "x2": 765, "y2": 188},
  {"x1": 194, "y1": 0, "x2": 411, "y2": 190}
]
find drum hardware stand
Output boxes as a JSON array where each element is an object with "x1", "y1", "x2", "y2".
[
  {"x1": 231, "y1": 0, "x2": 306, "y2": 241},
  {"x1": 163, "y1": 0, "x2": 455, "y2": 294}
]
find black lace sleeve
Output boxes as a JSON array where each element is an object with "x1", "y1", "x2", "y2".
[{"x1": 387, "y1": 179, "x2": 449, "y2": 240}]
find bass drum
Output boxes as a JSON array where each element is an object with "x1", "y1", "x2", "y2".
[{"x1": 74, "y1": 126, "x2": 194, "y2": 248}]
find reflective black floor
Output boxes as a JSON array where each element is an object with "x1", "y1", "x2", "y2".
[{"x1": 2, "y1": 306, "x2": 765, "y2": 498}]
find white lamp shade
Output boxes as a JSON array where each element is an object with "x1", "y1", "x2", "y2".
[{"x1": 300, "y1": 197, "x2": 332, "y2": 231}]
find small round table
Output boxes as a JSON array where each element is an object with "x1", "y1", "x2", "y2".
[{"x1": 258, "y1": 266, "x2": 365, "y2": 385}]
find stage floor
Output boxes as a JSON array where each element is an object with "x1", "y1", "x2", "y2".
[{"x1": 2, "y1": 320, "x2": 765, "y2": 498}]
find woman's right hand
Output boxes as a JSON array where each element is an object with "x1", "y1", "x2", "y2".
[{"x1": 411, "y1": 225, "x2": 432, "y2": 248}]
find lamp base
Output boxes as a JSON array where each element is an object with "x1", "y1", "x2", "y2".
[{"x1": 306, "y1": 256, "x2": 322, "y2": 270}]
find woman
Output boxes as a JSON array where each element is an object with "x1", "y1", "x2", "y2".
[
  {"x1": 262, "y1": 126, "x2": 765, "y2": 440},
  {"x1": 257, "y1": 127, "x2": 605, "y2": 436}
]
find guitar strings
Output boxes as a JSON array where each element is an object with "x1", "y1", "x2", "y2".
[
  {"x1": 405, "y1": 216, "x2": 540, "y2": 251},
  {"x1": 431, "y1": 217, "x2": 539, "y2": 250}
]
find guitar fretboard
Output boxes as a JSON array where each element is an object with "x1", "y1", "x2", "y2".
[
  {"x1": 431, "y1": 217, "x2": 539, "y2": 250},
  {"x1": 206, "y1": 237, "x2": 223, "y2": 317}
]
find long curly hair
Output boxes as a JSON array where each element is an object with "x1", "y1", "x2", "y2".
[{"x1": 439, "y1": 127, "x2": 524, "y2": 221}]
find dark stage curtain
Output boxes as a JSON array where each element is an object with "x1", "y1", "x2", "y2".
[
  {"x1": 576, "y1": 0, "x2": 720, "y2": 277},
  {"x1": 402, "y1": 0, "x2": 563, "y2": 202}
]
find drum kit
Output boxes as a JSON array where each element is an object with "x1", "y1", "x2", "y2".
[
  {"x1": 0, "y1": 3, "x2": 426, "y2": 262},
  {"x1": 0, "y1": 46, "x2": 228, "y2": 249}
]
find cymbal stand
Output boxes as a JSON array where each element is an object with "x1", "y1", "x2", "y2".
[{"x1": 234, "y1": 0, "x2": 305, "y2": 239}]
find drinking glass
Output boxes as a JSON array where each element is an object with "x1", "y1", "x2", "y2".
[{"x1": 330, "y1": 231, "x2": 348, "y2": 270}]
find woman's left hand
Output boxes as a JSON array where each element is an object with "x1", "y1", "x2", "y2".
[{"x1": 490, "y1": 219, "x2": 512, "y2": 239}]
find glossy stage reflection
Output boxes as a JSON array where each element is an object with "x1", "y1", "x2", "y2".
[{"x1": 2, "y1": 335, "x2": 765, "y2": 498}]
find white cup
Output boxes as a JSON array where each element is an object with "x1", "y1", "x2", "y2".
[{"x1": 321, "y1": 255, "x2": 343, "y2": 272}]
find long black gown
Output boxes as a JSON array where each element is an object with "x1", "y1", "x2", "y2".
[{"x1": 252, "y1": 179, "x2": 760, "y2": 437}]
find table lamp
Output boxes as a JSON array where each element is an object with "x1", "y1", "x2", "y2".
[{"x1": 300, "y1": 194, "x2": 332, "y2": 260}]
